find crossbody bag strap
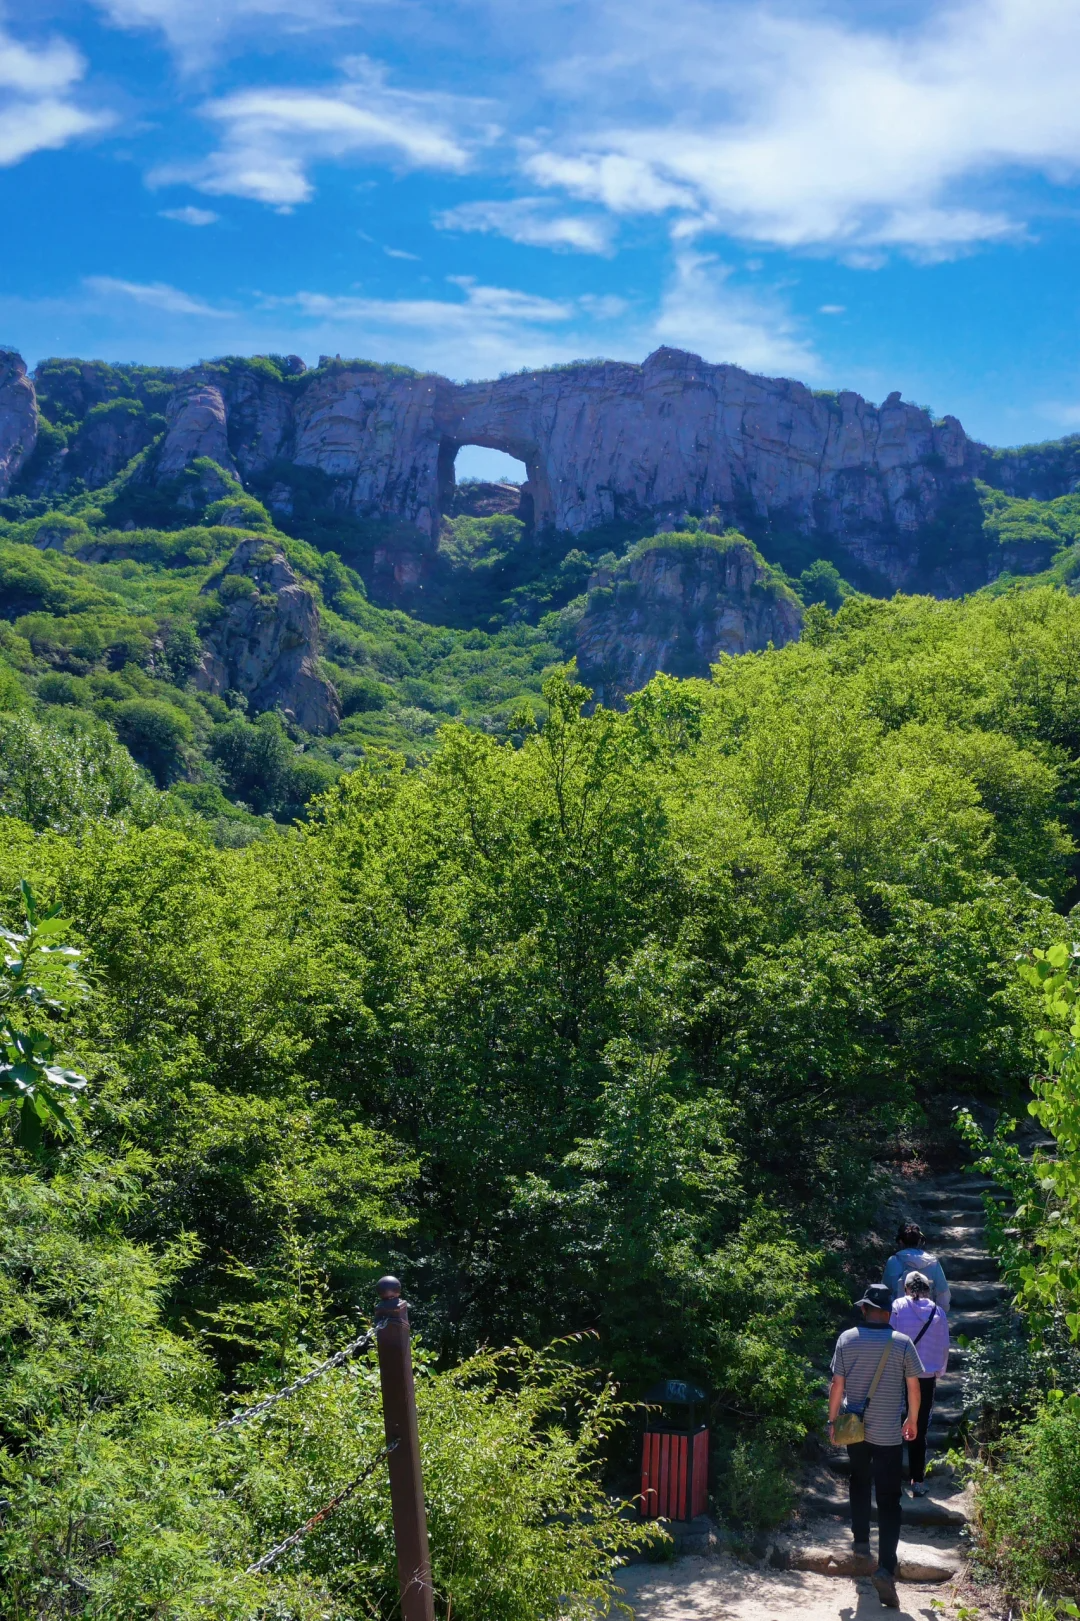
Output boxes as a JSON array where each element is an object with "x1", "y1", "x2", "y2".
[
  {"x1": 912, "y1": 1306, "x2": 937, "y2": 1349},
  {"x1": 863, "y1": 1340, "x2": 894, "y2": 1412}
]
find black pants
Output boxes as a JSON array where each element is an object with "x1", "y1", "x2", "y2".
[
  {"x1": 905, "y1": 1376, "x2": 936, "y2": 1483},
  {"x1": 847, "y1": 1441, "x2": 904, "y2": 1573}
]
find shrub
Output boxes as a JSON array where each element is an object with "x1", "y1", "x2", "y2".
[
  {"x1": 278, "y1": 754, "x2": 340, "y2": 820},
  {"x1": 717, "y1": 1436, "x2": 797, "y2": 1532},
  {"x1": 0, "y1": 664, "x2": 25, "y2": 710},
  {"x1": 159, "y1": 622, "x2": 203, "y2": 684},
  {"x1": 0, "y1": 1147, "x2": 652, "y2": 1621},
  {"x1": 0, "y1": 711, "x2": 154, "y2": 828},
  {"x1": 203, "y1": 495, "x2": 273, "y2": 531},
  {"x1": 208, "y1": 711, "x2": 293, "y2": 814},
  {"x1": 796, "y1": 558, "x2": 853, "y2": 611},
  {"x1": 972, "y1": 1400, "x2": 1080, "y2": 1601},
  {"x1": 339, "y1": 674, "x2": 391, "y2": 714},
  {"x1": 38, "y1": 672, "x2": 89, "y2": 706},
  {"x1": 111, "y1": 698, "x2": 194, "y2": 785}
]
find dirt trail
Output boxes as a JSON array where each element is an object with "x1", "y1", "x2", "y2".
[{"x1": 619, "y1": 1163, "x2": 1006, "y2": 1620}]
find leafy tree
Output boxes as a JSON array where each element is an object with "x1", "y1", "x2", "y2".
[
  {"x1": 208, "y1": 711, "x2": 293, "y2": 813},
  {"x1": 0, "y1": 711, "x2": 154, "y2": 829},
  {"x1": 159, "y1": 622, "x2": 203, "y2": 684},
  {"x1": 796, "y1": 557, "x2": 853, "y2": 610},
  {"x1": 0, "y1": 881, "x2": 87, "y2": 1149},
  {"x1": 111, "y1": 697, "x2": 194, "y2": 785}
]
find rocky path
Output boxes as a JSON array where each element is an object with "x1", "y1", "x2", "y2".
[{"x1": 617, "y1": 1164, "x2": 1007, "y2": 1619}]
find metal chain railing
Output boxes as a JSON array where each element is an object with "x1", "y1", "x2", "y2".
[
  {"x1": 216, "y1": 1326, "x2": 378, "y2": 1433},
  {"x1": 245, "y1": 1440, "x2": 399, "y2": 1575}
]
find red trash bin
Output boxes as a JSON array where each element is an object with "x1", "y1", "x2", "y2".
[{"x1": 639, "y1": 1379, "x2": 709, "y2": 1521}]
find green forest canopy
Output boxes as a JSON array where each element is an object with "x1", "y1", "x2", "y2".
[{"x1": 4, "y1": 582, "x2": 1080, "y2": 1611}]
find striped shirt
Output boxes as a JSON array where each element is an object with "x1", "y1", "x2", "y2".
[{"x1": 830, "y1": 1326, "x2": 925, "y2": 1446}]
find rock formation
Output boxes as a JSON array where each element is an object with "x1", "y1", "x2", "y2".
[
  {"x1": 196, "y1": 539, "x2": 339, "y2": 733},
  {"x1": 576, "y1": 535, "x2": 803, "y2": 703},
  {"x1": 0, "y1": 351, "x2": 38, "y2": 496},
  {"x1": 92, "y1": 352, "x2": 1080, "y2": 593},
  {"x1": 6, "y1": 345, "x2": 1080, "y2": 598},
  {"x1": 158, "y1": 381, "x2": 237, "y2": 479}
]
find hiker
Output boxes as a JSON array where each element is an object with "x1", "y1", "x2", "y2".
[
  {"x1": 883, "y1": 1221, "x2": 951, "y2": 1311},
  {"x1": 828, "y1": 1281, "x2": 926, "y2": 1609},
  {"x1": 891, "y1": 1270, "x2": 949, "y2": 1496}
]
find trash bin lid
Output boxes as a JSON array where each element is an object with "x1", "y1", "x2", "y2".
[{"x1": 643, "y1": 1378, "x2": 708, "y2": 1405}]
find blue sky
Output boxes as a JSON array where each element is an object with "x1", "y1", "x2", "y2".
[{"x1": 4, "y1": 0, "x2": 1080, "y2": 468}]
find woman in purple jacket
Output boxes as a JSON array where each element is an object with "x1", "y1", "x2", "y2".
[{"x1": 891, "y1": 1271, "x2": 950, "y2": 1494}]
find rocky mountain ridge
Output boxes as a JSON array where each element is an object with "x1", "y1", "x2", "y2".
[{"x1": 4, "y1": 346, "x2": 1080, "y2": 603}]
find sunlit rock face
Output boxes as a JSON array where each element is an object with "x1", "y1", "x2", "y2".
[
  {"x1": 7, "y1": 345, "x2": 1080, "y2": 604},
  {"x1": 140, "y1": 347, "x2": 1007, "y2": 595},
  {"x1": 575, "y1": 537, "x2": 804, "y2": 705},
  {"x1": 0, "y1": 351, "x2": 37, "y2": 497},
  {"x1": 158, "y1": 380, "x2": 238, "y2": 479}
]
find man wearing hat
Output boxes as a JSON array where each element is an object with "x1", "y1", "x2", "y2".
[{"x1": 827, "y1": 1282, "x2": 926, "y2": 1608}]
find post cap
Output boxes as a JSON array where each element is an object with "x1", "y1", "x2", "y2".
[{"x1": 377, "y1": 1275, "x2": 402, "y2": 1301}]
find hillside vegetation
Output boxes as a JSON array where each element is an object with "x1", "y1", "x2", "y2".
[
  {"x1": 3, "y1": 582, "x2": 1080, "y2": 1614},
  {"x1": 6, "y1": 410, "x2": 1080, "y2": 832}
]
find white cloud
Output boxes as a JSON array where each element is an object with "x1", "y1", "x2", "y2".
[
  {"x1": 819, "y1": 304, "x2": 845, "y2": 315},
  {"x1": 651, "y1": 251, "x2": 818, "y2": 376},
  {"x1": 84, "y1": 276, "x2": 231, "y2": 317},
  {"x1": 281, "y1": 277, "x2": 573, "y2": 330},
  {"x1": 259, "y1": 275, "x2": 603, "y2": 376},
  {"x1": 437, "y1": 196, "x2": 615, "y2": 254},
  {"x1": 5, "y1": 252, "x2": 819, "y2": 391},
  {"x1": 92, "y1": 0, "x2": 362, "y2": 71},
  {"x1": 384, "y1": 246, "x2": 420, "y2": 260},
  {"x1": 522, "y1": 0, "x2": 1080, "y2": 257},
  {"x1": 150, "y1": 63, "x2": 479, "y2": 206},
  {"x1": 0, "y1": 27, "x2": 84, "y2": 94},
  {"x1": 271, "y1": 255, "x2": 816, "y2": 379},
  {"x1": 0, "y1": 24, "x2": 110, "y2": 167},
  {"x1": 1039, "y1": 402, "x2": 1080, "y2": 432},
  {"x1": 160, "y1": 205, "x2": 220, "y2": 225}
]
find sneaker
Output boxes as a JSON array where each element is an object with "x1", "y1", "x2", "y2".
[
  {"x1": 853, "y1": 1541, "x2": 872, "y2": 1557},
  {"x1": 871, "y1": 1568, "x2": 900, "y2": 1608},
  {"x1": 910, "y1": 1481, "x2": 930, "y2": 1497}
]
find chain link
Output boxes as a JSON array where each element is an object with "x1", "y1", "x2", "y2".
[
  {"x1": 217, "y1": 1326, "x2": 378, "y2": 1433},
  {"x1": 245, "y1": 1440, "x2": 399, "y2": 1575}
]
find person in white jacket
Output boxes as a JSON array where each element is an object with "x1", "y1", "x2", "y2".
[{"x1": 883, "y1": 1222, "x2": 950, "y2": 1312}]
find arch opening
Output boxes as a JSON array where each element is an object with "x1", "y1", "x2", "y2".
[{"x1": 438, "y1": 439, "x2": 534, "y2": 527}]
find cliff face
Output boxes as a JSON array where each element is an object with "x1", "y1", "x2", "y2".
[
  {"x1": 0, "y1": 351, "x2": 37, "y2": 496},
  {"x1": 153, "y1": 352, "x2": 989, "y2": 593},
  {"x1": 196, "y1": 539, "x2": 339, "y2": 733},
  {"x1": 5, "y1": 345, "x2": 1080, "y2": 601},
  {"x1": 576, "y1": 537, "x2": 803, "y2": 704}
]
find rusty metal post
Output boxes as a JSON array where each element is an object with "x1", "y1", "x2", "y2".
[{"x1": 374, "y1": 1276, "x2": 435, "y2": 1621}]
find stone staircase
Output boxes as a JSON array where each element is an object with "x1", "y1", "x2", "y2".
[
  {"x1": 796, "y1": 1165, "x2": 1006, "y2": 1549},
  {"x1": 910, "y1": 1175, "x2": 1005, "y2": 1453}
]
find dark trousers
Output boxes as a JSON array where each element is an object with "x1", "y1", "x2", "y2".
[
  {"x1": 847, "y1": 1442, "x2": 904, "y2": 1573},
  {"x1": 905, "y1": 1376, "x2": 936, "y2": 1483}
]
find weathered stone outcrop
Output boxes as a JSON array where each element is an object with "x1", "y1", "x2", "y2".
[
  {"x1": 576, "y1": 537, "x2": 803, "y2": 704},
  {"x1": 7, "y1": 344, "x2": 1080, "y2": 599},
  {"x1": 196, "y1": 539, "x2": 339, "y2": 733},
  {"x1": 143, "y1": 349, "x2": 1014, "y2": 594},
  {"x1": 0, "y1": 350, "x2": 37, "y2": 496},
  {"x1": 158, "y1": 380, "x2": 238, "y2": 479}
]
